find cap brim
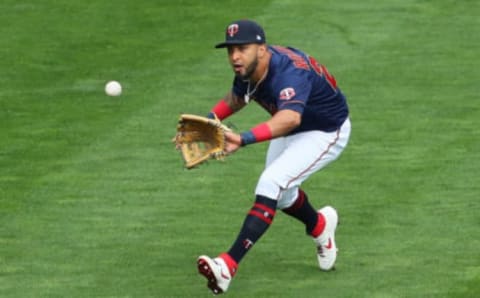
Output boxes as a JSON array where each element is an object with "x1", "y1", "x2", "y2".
[{"x1": 215, "y1": 40, "x2": 264, "y2": 48}]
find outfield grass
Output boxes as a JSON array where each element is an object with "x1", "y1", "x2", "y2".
[{"x1": 1, "y1": 1, "x2": 479, "y2": 297}]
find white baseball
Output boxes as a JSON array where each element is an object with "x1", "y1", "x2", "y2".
[{"x1": 105, "y1": 80, "x2": 122, "y2": 96}]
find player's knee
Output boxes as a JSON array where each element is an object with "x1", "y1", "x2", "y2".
[
  {"x1": 276, "y1": 187, "x2": 298, "y2": 209},
  {"x1": 255, "y1": 173, "x2": 284, "y2": 200}
]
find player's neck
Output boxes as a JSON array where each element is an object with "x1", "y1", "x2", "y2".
[{"x1": 251, "y1": 52, "x2": 271, "y2": 83}]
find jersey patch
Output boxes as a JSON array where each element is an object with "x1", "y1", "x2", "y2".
[{"x1": 279, "y1": 87, "x2": 296, "y2": 100}]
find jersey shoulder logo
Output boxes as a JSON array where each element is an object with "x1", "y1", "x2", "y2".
[{"x1": 279, "y1": 87, "x2": 296, "y2": 100}]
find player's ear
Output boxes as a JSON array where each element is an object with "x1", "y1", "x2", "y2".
[{"x1": 258, "y1": 44, "x2": 268, "y2": 56}]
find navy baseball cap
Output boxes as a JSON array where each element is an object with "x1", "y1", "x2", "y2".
[{"x1": 215, "y1": 20, "x2": 266, "y2": 48}]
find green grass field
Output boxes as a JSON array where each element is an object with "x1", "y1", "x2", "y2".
[{"x1": 1, "y1": 1, "x2": 479, "y2": 297}]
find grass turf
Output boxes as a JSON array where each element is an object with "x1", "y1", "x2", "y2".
[{"x1": 0, "y1": 0, "x2": 479, "y2": 297}]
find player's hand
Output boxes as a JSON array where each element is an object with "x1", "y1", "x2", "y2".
[{"x1": 224, "y1": 131, "x2": 242, "y2": 154}]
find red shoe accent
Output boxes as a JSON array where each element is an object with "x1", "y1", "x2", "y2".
[
  {"x1": 311, "y1": 213, "x2": 326, "y2": 238},
  {"x1": 325, "y1": 238, "x2": 333, "y2": 249},
  {"x1": 219, "y1": 253, "x2": 238, "y2": 277}
]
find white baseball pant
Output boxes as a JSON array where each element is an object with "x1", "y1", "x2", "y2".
[{"x1": 255, "y1": 118, "x2": 351, "y2": 209}]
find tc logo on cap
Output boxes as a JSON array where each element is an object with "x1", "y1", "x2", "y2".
[{"x1": 227, "y1": 24, "x2": 239, "y2": 37}]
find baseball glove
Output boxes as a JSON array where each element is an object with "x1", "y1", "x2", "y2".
[{"x1": 174, "y1": 114, "x2": 231, "y2": 169}]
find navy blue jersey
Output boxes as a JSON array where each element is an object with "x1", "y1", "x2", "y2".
[{"x1": 233, "y1": 45, "x2": 349, "y2": 133}]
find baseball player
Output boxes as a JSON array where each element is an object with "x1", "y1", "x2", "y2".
[{"x1": 197, "y1": 20, "x2": 351, "y2": 295}]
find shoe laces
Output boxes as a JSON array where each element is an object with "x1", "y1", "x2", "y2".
[
  {"x1": 317, "y1": 245, "x2": 326, "y2": 257},
  {"x1": 317, "y1": 238, "x2": 333, "y2": 257}
]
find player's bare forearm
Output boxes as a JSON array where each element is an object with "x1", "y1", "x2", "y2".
[
  {"x1": 265, "y1": 109, "x2": 301, "y2": 138},
  {"x1": 209, "y1": 91, "x2": 246, "y2": 120},
  {"x1": 224, "y1": 91, "x2": 246, "y2": 112},
  {"x1": 227, "y1": 109, "x2": 301, "y2": 151}
]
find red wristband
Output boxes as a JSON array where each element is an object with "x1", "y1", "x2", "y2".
[
  {"x1": 252, "y1": 123, "x2": 273, "y2": 142},
  {"x1": 211, "y1": 99, "x2": 234, "y2": 120},
  {"x1": 240, "y1": 122, "x2": 273, "y2": 146}
]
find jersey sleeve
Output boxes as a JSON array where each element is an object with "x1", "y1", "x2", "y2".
[{"x1": 273, "y1": 69, "x2": 312, "y2": 114}]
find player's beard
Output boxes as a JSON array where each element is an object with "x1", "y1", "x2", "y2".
[{"x1": 237, "y1": 57, "x2": 259, "y2": 81}]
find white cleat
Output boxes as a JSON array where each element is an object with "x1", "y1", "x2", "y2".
[
  {"x1": 197, "y1": 255, "x2": 232, "y2": 295},
  {"x1": 314, "y1": 206, "x2": 339, "y2": 271}
]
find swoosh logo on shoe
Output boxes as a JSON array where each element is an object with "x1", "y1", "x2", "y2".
[
  {"x1": 213, "y1": 260, "x2": 231, "y2": 281},
  {"x1": 220, "y1": 271, "x2": 231, "y2": 280},
  {"x1": 325, "y1": 238, "x2": 333, "y2": 249}
]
